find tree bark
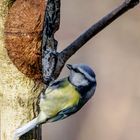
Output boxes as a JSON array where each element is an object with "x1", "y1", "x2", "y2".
[{"x1": 0, "y1": 1, "x2": 45, "y2": 140}]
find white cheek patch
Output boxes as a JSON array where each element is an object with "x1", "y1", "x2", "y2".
[{"x1": 71, "y1": 72, "x2": 88, "y2": 86}]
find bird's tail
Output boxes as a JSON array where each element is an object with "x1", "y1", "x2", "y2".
[{"x1": 14, "y1": 117, "x2": 38, "y2": 140}]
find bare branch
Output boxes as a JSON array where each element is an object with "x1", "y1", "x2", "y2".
[
  {"x1": 59, "y1": 0, "x2": 139, "y2": 63},
  {"x1": 42, "y1": 0, "x2": 139, "y2": 83}
]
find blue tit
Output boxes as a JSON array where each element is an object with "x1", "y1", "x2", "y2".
[{"x1": 14, "y1": 64, "x2": 97, "y2": 139}]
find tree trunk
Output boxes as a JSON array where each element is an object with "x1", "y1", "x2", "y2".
[{"x1": 0, "y1": 0, "x2": 45, "y2": 140}]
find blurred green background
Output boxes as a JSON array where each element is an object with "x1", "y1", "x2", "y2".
[{"x1": 43, "y1": 0, "x2": 140, "y2": 140}]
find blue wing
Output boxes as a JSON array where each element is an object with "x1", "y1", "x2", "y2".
[{"x1": 47, "y1": 105, "x2": 79, "y2": 122}]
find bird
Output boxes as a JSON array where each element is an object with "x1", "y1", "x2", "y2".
[{"x1": 14, "y1": 64, "x2": 97, "y2": 139}]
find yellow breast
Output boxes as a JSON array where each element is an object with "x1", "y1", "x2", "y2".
[{"x1": 39, "y1": 80, "x2": 80, "y2": 118}]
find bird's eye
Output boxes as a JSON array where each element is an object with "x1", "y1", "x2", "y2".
[{"x1": 73, "y1": 68, "x2": 79, "y2": 73}]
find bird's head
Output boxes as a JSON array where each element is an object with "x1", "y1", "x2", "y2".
[
  {"x1": 67, "y1": 64, "x2": 96, "y2": 99},
  {"x1": 67, "y1": 64, "x2": 96, "y2": 86}
]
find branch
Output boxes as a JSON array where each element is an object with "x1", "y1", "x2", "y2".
[{"x1": 59, "y1": 0, "x2": 139, "y2": 62}]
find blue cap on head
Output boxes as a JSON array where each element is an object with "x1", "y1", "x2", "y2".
[
  {"x1": 78, "y1": 64, "x2": 95, "y2": 76},
  {"x1": 67, "y1": 64, "x2": 96, "y2": 81}
]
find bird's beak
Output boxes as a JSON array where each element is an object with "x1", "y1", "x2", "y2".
[{"x1": 66, "y1": 64, "x2": 72, "y2": 70}]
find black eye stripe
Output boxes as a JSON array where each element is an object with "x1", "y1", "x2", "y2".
[
  {"x1": 73, "y1": 68, "x2": 88, "y2": 80},
  {"x1": 73, "y1": 68, "x2": 79, "y2": 73}
]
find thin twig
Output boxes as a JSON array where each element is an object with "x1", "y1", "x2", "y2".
[
  {"x1": 59, "y1": 0, "x2": 139, "y2": 62},
  {"x1": 42, "y1": 0, "x2": 139, "y2": 82}
]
